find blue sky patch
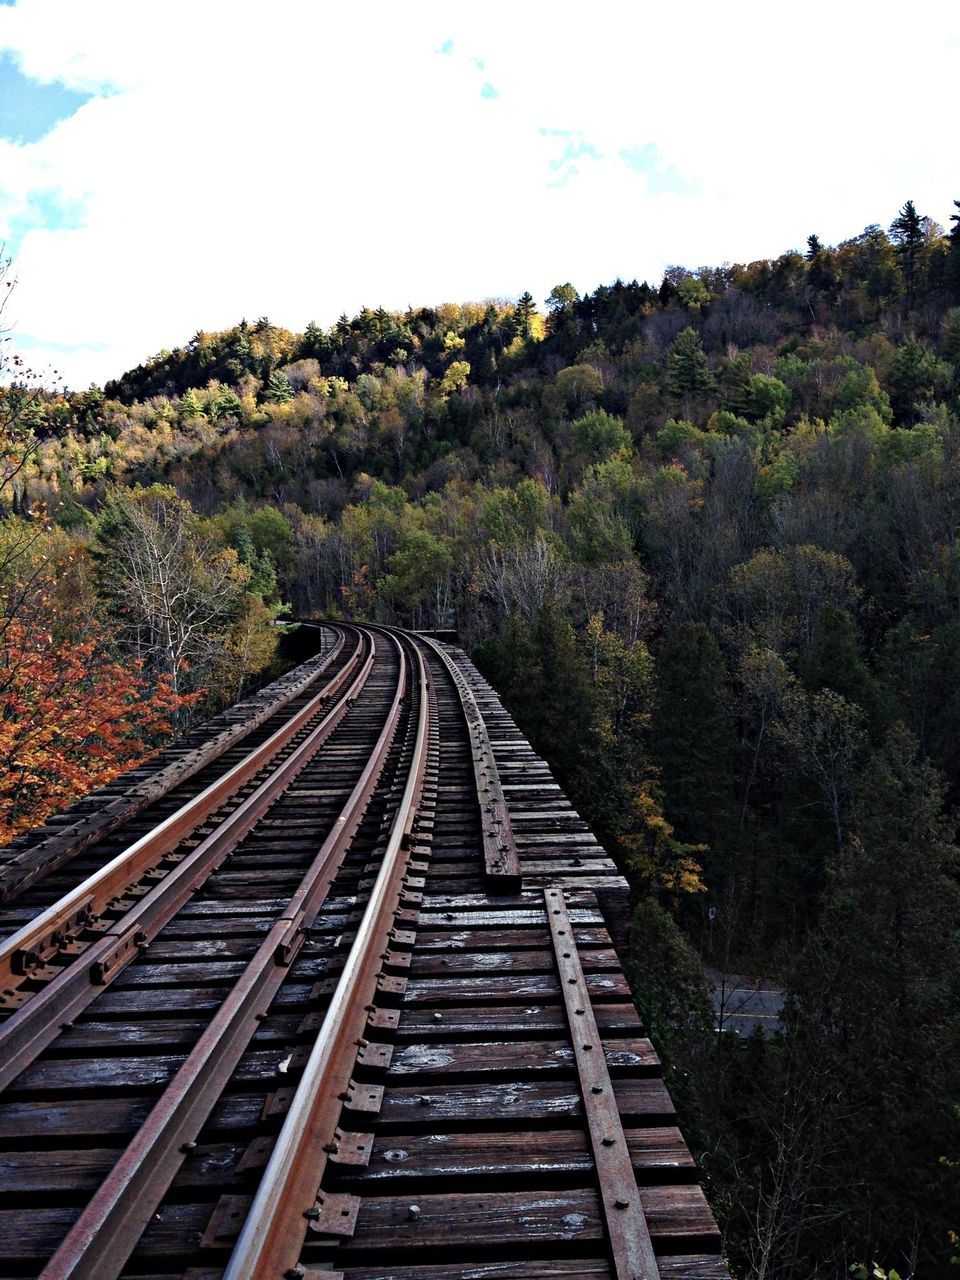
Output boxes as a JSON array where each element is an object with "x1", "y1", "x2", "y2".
[
  {"x1": 438, "y1": 38, "x2": 454, "y2": 55},
  {"x1": 542, "y1": 129, "x2": 601, "y2": 189},
  {"x1": 480, "y1": 81, "x2": 498, "y2": 100},
  {"x1": 0, "y1": 52, "x2": 93, "y2": 143},
  {"x1": 3, "y1": 186, "x2": 88, "y2": 255},
  {"x1": 619, "y1": 143, "x2": 698, "y2": 196}
]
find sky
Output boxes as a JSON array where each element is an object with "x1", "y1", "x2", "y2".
[{"x1": 0, "y1": 0, "x2": 958, "y2": 389}]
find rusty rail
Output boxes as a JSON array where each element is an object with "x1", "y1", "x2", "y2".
[
  {"x1": 417, "y1": 632, "x2": 521, "y2": 890},
  {"x1": 546, "y1": 886, "x2": 661, "y2": 1280}
]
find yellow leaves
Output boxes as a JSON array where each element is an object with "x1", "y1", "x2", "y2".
[
  {"x1": 620, "y1": 778, "x2": 706, "y2": 896},
  {"x1": 439, "y1": 361, "x2": 471, "y2": 394}
]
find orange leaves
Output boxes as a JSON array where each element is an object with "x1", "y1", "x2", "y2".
[
  {"x1": 0, "y1": 617, "x2": 191, "y2": 846},
  {"x1": 620, "y1": 779, "x2": 706, "y2": 896}
]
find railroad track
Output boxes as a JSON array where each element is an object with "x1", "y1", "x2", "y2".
[{"x1": 0, "y1": 623, "x2": 727, "y2": 1280}]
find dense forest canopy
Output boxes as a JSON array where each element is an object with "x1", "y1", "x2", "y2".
[{"x1": 2, "y1": 199, "x2": 960, "y2": 1278}]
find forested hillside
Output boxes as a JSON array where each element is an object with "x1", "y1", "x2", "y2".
[{"x1": 3, "y1": 200, "x2": 960, "y2": 1278}]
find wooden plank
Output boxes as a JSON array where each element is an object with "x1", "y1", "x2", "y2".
[
  {"x1": 83, "y1": 978, "x2": 315, "y2": 1014},
  {"x1": 336, "y1": 1259, "x2": 730, "y2": 1279},
  {"x1": 7, "y1": 1048, "x2": 288, "y2": 1094},
  {"x1": 53, "y1": 1015, "x2": 301, "y2": 1051},
  {"x1": 387, "y1": 1037, "x2": 659, "y2": 1079},
  {"x1": 401, "y1": 972, "x2": 631, "y2": 1005},
  {"x1": 0, "y1": 1091, "x2": 265, "y2": 1139},
  {"x1": 397, "y1": 1003, "x2": 642, "y2": 1040},
  {"x1": 418, "y1": 908, "x2": 603, "y2": 929},
  {"x1": 330, "y1": 1127, "x2": 695, "y2": 1184},
  {"x1": 0, "y1": 1142, "x2": 245, "y2": 1194},
  {"x1": 307, "y1": 1186, "x2": 718, "y2": 1253},
  {"x1": 413, "y1": 927, "x2": 612, "y2": 951},
  {"x1": 410, "y1": 948, "x2": 619, "y2": 977},
  {"x1": 378, "y1": 1079, "x2": 675, "y2": 1127}
]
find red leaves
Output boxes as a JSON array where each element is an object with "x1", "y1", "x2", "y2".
[{"x1": 0, "y1": 617, "x2": 193, "y2": 846}]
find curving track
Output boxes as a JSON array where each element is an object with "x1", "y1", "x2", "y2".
[{"x1": 0, "y1": 624, "x2": 728, "y2": 1280}]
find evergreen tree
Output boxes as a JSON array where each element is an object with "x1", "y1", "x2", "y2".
[
  {"x1": 887, "y1": 335, "x2": 949, "y2": 422},
  {"x1": 798, "y1": 604, "x2": 876, "y2": 718},
  {"x1": 889, "y1": 199, "x2": 925, "y2": 309},
  {"x1": 668, "y1": 327, "x2": 715, "y2": 420},
  {"x1": 946, "y1": 200, "x2": 960, "y2": 301},
  {"x1": 651, "y1": 623, "x2": 736, "y2": 863},
  {"x1": 786, "y1": 725, "x2": 960, "y2": 1276},
  {"x1": 265, "y1": 370, "x2": 294, "y2": 404},
  {"x1": 513, "y1": 291, "x2": 537, "y2": 339}
]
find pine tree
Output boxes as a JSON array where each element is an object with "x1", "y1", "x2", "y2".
[
  {"x1": 889, "y1": 199, "x2": 925, "y2": 309},
  {"x1": 514, "y1": 291, "x2": 537, "y2": 339},
  {"x1": 265, "y1": 370, "x2": 294, "y2": 404},
  {"x1": 786, "y1": 725, "x2": 960, "y2": 1275},
  {"x1": 651, "y1": 623, "x2": 736, "y2": 863},
  {"x1": 668, "y1": 327, "x2": 715, "y2": 420}
]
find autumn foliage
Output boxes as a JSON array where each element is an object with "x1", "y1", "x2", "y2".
[
  {"x1": 0, "y1": 510, "x2": 191, "y2": 846},
  {"x1": 0, "y1": 613, "x2": 185, "y2": 845}
]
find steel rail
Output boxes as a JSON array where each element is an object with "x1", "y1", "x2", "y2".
[
  {"x1": 545, "y1": 886, "x2": 661, "y2": 1280},
  {"x1": 417, "y1": 631, "x2": 521, "y2": 888},
  {"x1": 0, "y1": 626, "x2": 347, "y2": 904},
  {"x1": 0, "y1": 628, "x2": 362, "y2": 993},
  {"x1": 0, "y1": 628, "x2": 375, "y2": 1091},
  {"x1": 37, "y1": 627, "x2": 411, "y2": 1280},
  {"x1": 222, "y1": 632, "x2": 433, "y2": 1280}
]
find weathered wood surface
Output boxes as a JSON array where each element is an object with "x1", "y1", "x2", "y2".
[{"x1": 305, "y1": 1186, "x2": 718, "y2": 1252}]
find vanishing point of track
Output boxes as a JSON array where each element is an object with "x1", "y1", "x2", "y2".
[{"x1": 0, "y1": 623, "x2": 727, "y2": 1280}]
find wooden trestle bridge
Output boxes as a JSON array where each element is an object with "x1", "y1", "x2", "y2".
[{"x1": 0, "y1": 623, "x2": 728, "y2": 1280}]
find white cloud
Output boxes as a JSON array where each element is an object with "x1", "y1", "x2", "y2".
[{"x1": 0, "y1": 0, "x2": 958, "y2": 387}]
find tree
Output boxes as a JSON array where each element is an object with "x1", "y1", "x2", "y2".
[
  {"x1": 0, "y1": 249, "x2": 54, "y2": 531},
  {"x1": 785, "y1": 725, "x2": 960, "y2": 1276},
  {"x1": 513, "y1": 291, "x2": 537, "y2": 338},
  {"x1": 92, "y1": 488, "x2": 257, "y2": 698},
  {"x1": 542, "y1": 363, "x2": 603, "y2": 418},
  {"x1": 667, "y1": 327, "x2": 715, "y2": 420},
  {"x1": 726, "y1": 545, "x2": 860, "y2": 656},
  {"x1": 887, "y1": 336, "x2": 951, "y2": 423},
  {"x1": 651, "y1": 623, "x2": 737, "y2": 864},
  {"x1": 889, "y1": 199, "x2": 924, "y2": 309},
  {"x1": 0, "y1": 616, "x2": 181, "y2": 843},
  {"x1": 474, "y1": 533, "x2": 569, "y2": 625},
  {"x1": 0, "y1": 525, "x2": 184, "y2": 844},
  {"x1": 546, "y1": 282, "x2": 577, "y2": 313},
  {"x1": 798, "y1": 603, "x2": 875, "y2": 713},
  {"x1": 380, "y1": 525, "x2": 454, "y2": 628},
  {"x1": 265, "y1": 370, "x2": 294, "y2": 404},
  {"x1": 776, "y1": 686, "x2": 866, "y2": 858},
  {"x1": 570, "y1": 409, "x2": 631, "y2": 461},
  {"x1": 439, "y1": 359, "x2": 471, "y2": 394}
]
